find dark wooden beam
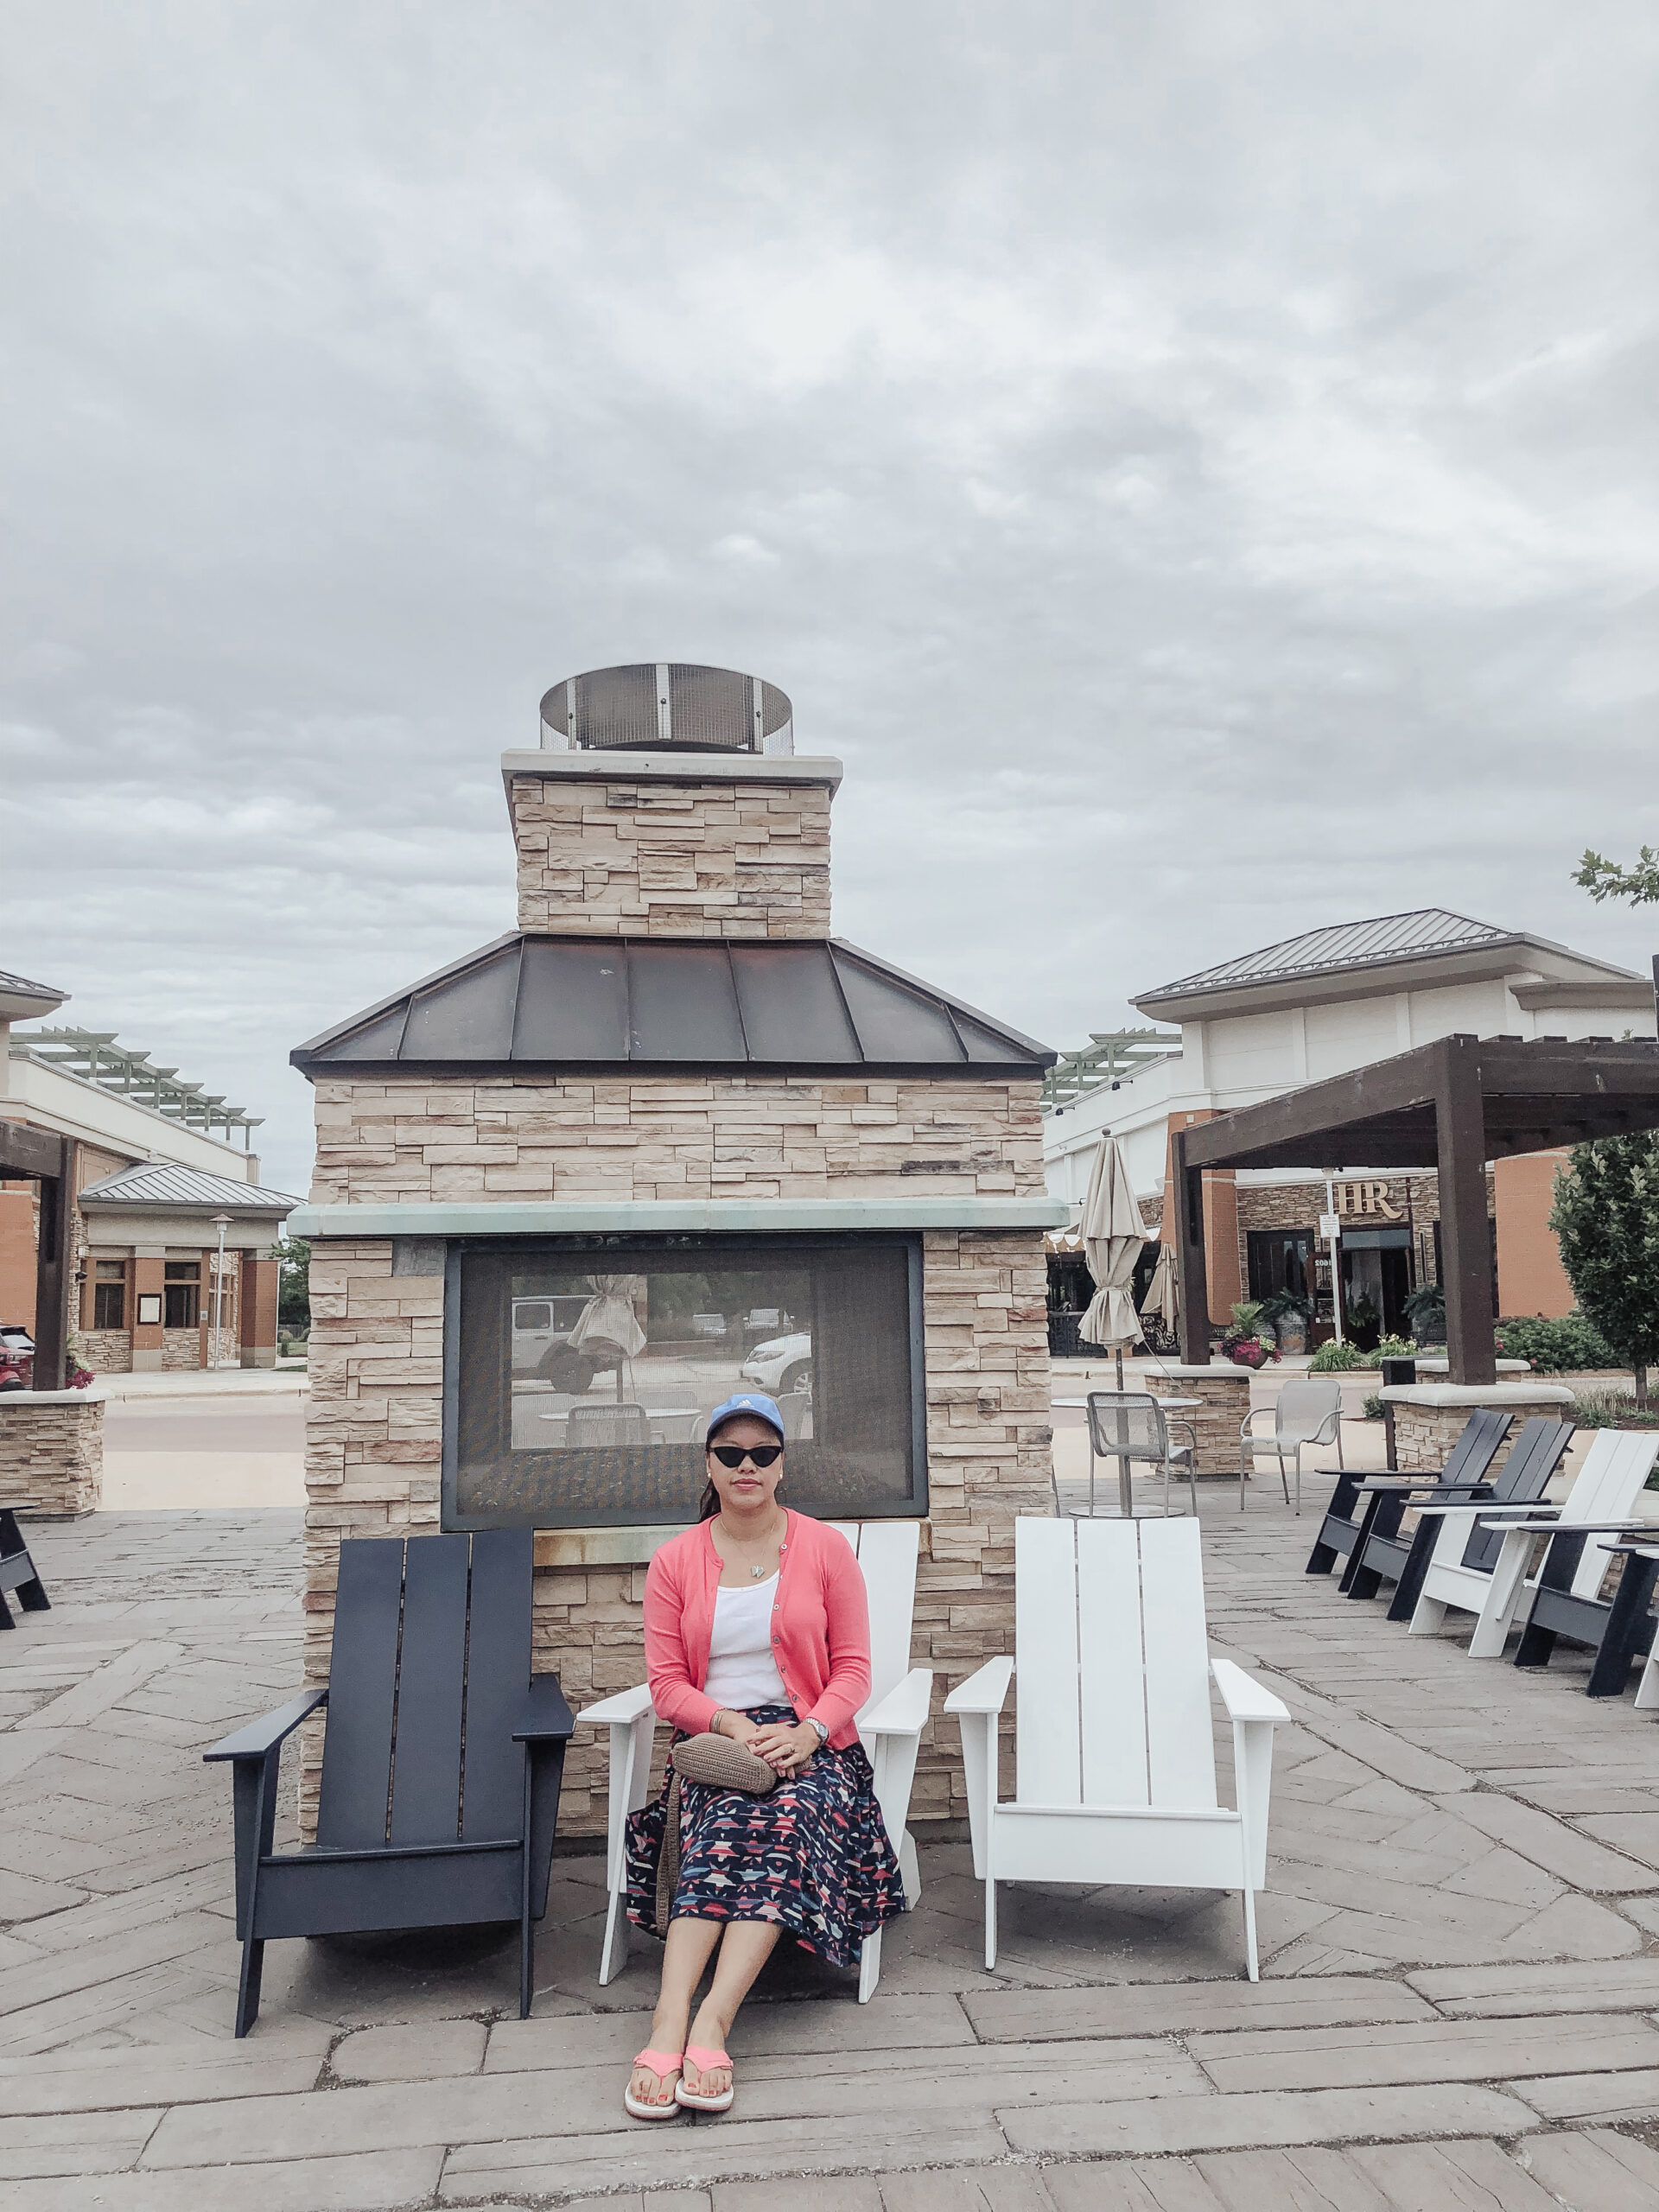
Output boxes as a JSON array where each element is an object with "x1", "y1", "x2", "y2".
[
  {"x1": 31, "y1": 1140, "x2": 73, "y2": 1392},
  {"x1": 0, "y1": 1121, "x2": 65, "y2": 1181},
  {"x1": 1436, "y1": 1039, "x2": 1496, "y2": 1388},
  {"x1": 1172, "y1": 1130, "x2": 1211, "y2": 1365}
]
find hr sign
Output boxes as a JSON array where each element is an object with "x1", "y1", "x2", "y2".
[{"x1": 1331, "y1": 1179, "x2": 1403, "y2": 1221}]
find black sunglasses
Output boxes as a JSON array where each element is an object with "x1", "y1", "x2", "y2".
[{"x1": 709, "y1": 1443, "x2": 783, "y2": 1469}]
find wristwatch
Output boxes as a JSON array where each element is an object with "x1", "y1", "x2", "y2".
[{"x1": 804, "y1": 1716, "x2": 829, "y2": 1746}]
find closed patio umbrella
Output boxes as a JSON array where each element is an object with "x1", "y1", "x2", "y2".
[
  {"x1": 1078, "y1": 1134, "x2": 1154, "y2": 1389},
  {"x1": 1139, "y1": 1243, "x2": 1178, "y2": 1338},
  {"x1": 571, "y1": 1274, "x2": 648, "y2": 1401}
]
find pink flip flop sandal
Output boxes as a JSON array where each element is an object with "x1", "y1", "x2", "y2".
[
  {"x1": 624, "y1": 2047, "x2": 684, "y2": 2120},
  {"x1": 676, "y1": 2043, "x2": 735, "y2": 2113}
]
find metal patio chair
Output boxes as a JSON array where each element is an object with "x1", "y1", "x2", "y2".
[
  {"x1": 1056, "y1": 1391, "x2": 1198, "y2": 1519},
  {"x1": 566, "y1": 1402, "x2": 652, "y2": 1447},
  {"x1": 1238, "y1": 1376, "x2": 1344, "y2": 1515}
]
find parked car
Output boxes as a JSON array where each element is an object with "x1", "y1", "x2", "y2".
[
  {"x1": 740, "y1": 1331, "x2": 811, "y2": 1398},
  {"x1": 0, "y1": 1325, "x2": 34, "y2": 1391},
  {"x1": 512, "y1": 1295, "x2": 601, "y2": 1389}
]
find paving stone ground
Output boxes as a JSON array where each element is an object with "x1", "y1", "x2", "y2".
[{"x1": 6, "y1": 1478, "x2": 1659, "y2": 2209}]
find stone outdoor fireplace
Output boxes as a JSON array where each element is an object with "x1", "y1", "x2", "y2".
[{"x1": 289, "y1": 662, "x2": 1063, "y2": 1834}]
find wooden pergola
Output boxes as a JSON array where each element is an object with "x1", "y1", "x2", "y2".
[
  {"x1": 0, "y1": 1121, "x2": 76, "y2": 1390},
  {"x1": 1171, "y1": 1034, "x2": 1659, "y2": 1385}
]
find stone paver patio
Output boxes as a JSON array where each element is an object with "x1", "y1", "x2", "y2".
[{"x1": 7, "y1": 1490, "x2": 1659, "y2": 2209}]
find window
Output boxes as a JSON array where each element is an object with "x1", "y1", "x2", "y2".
[
  {"x1": 164, "y1": 1262, "x2": 200, "y2": 1330},
  {"x1": 448, "y1": 1235, "x2": 925, "y2": 1530},
  {"x1": 92, "y1": 1262, "x2": 126, "y2": 1332}
]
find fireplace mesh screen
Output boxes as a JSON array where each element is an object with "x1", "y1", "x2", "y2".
[{"x1": 448, "y1": 1236, "x2": 924, "y2": 1528}]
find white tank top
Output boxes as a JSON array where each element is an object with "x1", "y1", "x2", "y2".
[{"x1": 702, "y1": 1573, "x2": 787, "y2": 1710}]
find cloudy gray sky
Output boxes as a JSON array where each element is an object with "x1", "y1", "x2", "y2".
[{"x1": 5, "y1": 3, "x2": 1657, "y2": 1198}]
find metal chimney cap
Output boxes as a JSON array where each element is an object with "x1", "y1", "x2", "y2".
[{"x1": 539, "y1": 663, "x2": 793, "y2": 756}]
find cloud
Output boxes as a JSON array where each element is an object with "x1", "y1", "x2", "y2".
[{"x1": 3, "y1": 1, "x2": 1657, "y2": 1195}]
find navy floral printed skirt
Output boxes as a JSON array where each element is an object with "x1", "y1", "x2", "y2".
[{"x1": 624, "y1": 1705, "x2": 907, "y2": 1969}]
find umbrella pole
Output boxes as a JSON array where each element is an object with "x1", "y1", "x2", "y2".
[{"x1": 1115, "y1": 1346, "x2": 1124, "y2": 1391}]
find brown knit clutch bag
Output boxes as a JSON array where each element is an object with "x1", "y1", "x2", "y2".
[{"x1": 671, "y1": 1732, "x2": 781, "y2": 1793}]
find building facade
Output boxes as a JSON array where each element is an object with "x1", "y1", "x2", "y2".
[
  {"x1": 1043, "y1": 912, "x2": 1657, "y2": 1337},
  {"x1": 0, "y1": 970, "x2": 298, "y2": 1370}
]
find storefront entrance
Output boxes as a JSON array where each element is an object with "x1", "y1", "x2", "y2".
[{"x1": 1339, "y1": 1225, "x2": 1412, "y2": 1348}]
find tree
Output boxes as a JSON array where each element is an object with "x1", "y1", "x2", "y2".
[
  {"x1": 273, "y1": 1235, "x2": 310, "y2": 1332},
  {"x1": 1573, "y1": 847, "x2": 1659, "y2": 906},
  {"x1": 1548, "y1": 1136, "x2": 1659, "y2": 1408}
]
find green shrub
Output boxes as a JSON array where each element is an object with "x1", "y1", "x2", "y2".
[
  {"x1": 1374, "y1": 1335, "x2": 1420, "y2": 1362},
  {"x1": 1310, "y1": 1339, "x2": 1370, "y2": 1371},
  {"x1": 1495, "y1": 1313, "x2": 1618, "y2": 1373},
  {"x1": 1361, "y1": 1394, "x2": 1386, "y2": 1421}
]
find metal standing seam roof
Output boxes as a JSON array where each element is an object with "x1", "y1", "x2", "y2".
[
  {"x1": 77, "y1": 1162, "x2": 304, "y2": 1211},
  {"x1": 0, "y1": 968, "x2": 67, "y2": 1001},
  {"x1": 291, "y1": 935, "x2": 1055, "y2": 1077},
  {"x1": 1143, "y1": 909, "x2": 1526, "y2": 1000}
]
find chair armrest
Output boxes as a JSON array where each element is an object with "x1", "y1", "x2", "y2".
[
  {"x1": 514, "y1": 1674, "x2": 576, "y2": 1743},
  {"x1": 861, "y1": 1667, "x2": 933, "y2": 1737},
  {"x1": 578, "y1": 1682, "x2": 655, "y2": 1726},
  {"x1": 204, "y1": 1686, "x2": 328, "y2": 1764},
  {"x1": 1239, "y1": 1408, "x2": 1274, "y2": 1443},
  {"x1": 1415, "y1": 1500, "x2": 1537, "y2": 1522},
  {"x1": 1311, "y1": 1411, "x2": 1342, "y2": 1445},
  {"x1": 1481, "y1": 1517, "x2": 1655, "y2": 1535},
  {"x1": 1211, "y1": 1659, "x2": 1288, "y2": 1724},
  {"x1": 944, "y1": 1656, "x2": 1014, "y2": 1715}
]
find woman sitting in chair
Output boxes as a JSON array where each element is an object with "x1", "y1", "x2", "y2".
[{"x1": 623, "y1": 1391, "x2": 906, "y2": 2120}]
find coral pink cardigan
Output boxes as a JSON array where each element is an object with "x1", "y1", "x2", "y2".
[{"x1": 642, "y1": 1511, "x2": 872, "y2": 1751}]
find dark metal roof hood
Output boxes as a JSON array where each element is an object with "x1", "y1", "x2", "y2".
[{"x1": 292, "y1": 935, "x2": 1054, "y2": 1079}]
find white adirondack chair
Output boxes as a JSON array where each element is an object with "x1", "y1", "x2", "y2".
[
  {"x1": 578, "y1": 1520, "x2": 932, "y2": 2004},
  {"x1": 1412, "y1": 1429, "x2": 1659, "y2": 1658},
  {"x1": 944, "y1": 1516, "x2": 1287, "y2": 1980}
]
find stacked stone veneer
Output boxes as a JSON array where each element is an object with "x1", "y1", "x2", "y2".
[
  {"x1": 1389, "y1": 1393, "x2": 1573, "y2": 1476},
  {"x1": 0, "y1": 1394, "x2": 103, "y2": 1517},
  {"x1": 80, "y1": 1329, "x2": 133, "y2": 1375},
  {"x1": 509, "y1": 770, "x2": 832, "y2": 938},
  {"x1": 303, "y1": 1086, "x2": 1049, "y2": 1836}
]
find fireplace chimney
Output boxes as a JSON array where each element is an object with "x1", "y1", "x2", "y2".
[{"x1": 505, "y1": 662, "x2": 840, "y2": 940}]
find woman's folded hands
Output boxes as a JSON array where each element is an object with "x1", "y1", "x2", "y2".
[{"x1": 746, "y1": 1719, "x2": 818, "y2": 1775}]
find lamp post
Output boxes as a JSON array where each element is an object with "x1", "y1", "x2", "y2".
[{"x1": 211, "y1": 1213, "x2": 232, "y2": 1369}]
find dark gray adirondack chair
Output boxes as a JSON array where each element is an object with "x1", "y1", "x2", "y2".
[
  {"x1": 1304, "y1": 1408, "x2": 1510, "y2": 1586},
  {"x1": 0, "y1": 1509, "x2": 49, "y2": 1630},
  {"x1": 205, "y1": 1529, "x2": 572, "y2": 2037},
  {"x1": 1381, "y1": 1418, "x2": 1574, "y2": 1624},
  {"x1": 1341, "y1": 1408, "x2": 1520, "y2": 1600}
]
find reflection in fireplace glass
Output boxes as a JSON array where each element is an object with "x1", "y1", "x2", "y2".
[{"x1": 450, "y1": 1237, "x2": 923, "y2": 1528}]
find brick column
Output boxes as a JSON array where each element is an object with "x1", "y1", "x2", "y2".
[
  {"x1": 130, "y1": 1255, "x2": 165, "y2": 1370},
  {"x1": 239, "y1": 1254, "x2": 281, "y2": 1369}
]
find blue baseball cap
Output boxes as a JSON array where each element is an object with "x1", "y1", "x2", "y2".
[{"x1": 705, "y1": 1391, "x2": 785, "y2": 1446}]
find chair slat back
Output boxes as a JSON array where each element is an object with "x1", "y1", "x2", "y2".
[
  {"x1": 388, "y1": 1537, "x2": 471, "y2": 1846},
  {"x1": 829, "y1": 1521, "x2": 919, "y2": 1713},
  {"x1": 1558, "y1": 1431, "x2": 1659, "y2": 1601},
  {"x1": 1429, "y1": 1408, "x2": 1513, "y2": 1496},
  {"x1": 315, "y1": 1539, "x2": 405, "y2": 1849},
  {"x1": 1273, "y1": 1378, "x2": 1342, "y2": 1446},
  {"x1": 1015, "y1": 1518, "x2": 1083, "y2": 1802},
  {"x1": 316, "y1": 1531, "x2": 534, "y2": 1852},
  {"x1": 1015, "y1": 1517, "x2": 1218, "y2": 1812},
  {"x1": 459, "y1": 1529, "x2": 535, "y2": 1839},
  {"x1": 1459, "y1": 1418, "x2": 1573, "y2": 1572}
]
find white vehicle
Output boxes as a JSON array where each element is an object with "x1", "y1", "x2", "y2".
[
  {"x1": 740, "y1": 1332, "x2": 811, "y2": 1397},
  {"x1": 512, "y1": 1294, "x2": 595, "y2": 1379}
]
